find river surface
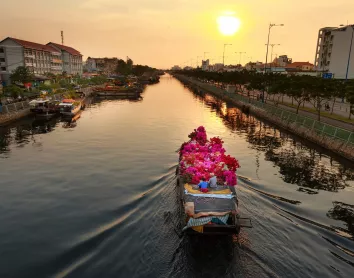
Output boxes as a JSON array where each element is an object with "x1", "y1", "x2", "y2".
[{"x1": 1, "y1": 74, "x2": 354, "y2": 278}]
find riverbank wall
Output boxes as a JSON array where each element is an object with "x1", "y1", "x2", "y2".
[
  {"x1": 174, "y1": 74, "x2": 354, "y2": 162},
  {"x1": 0, "y1": 86, "x2": 99, "y2": 126}
]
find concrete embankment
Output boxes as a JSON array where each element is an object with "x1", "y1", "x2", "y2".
[{"x1": 174, "y1": 74, "x2": 354, "y2": 162}]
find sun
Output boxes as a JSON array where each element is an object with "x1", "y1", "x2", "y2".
[{"x1": 217, "y1": 15, "x2": 241, "y2": 36}]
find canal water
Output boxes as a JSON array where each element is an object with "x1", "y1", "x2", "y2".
[{"x1": 1, "y1": 74, "x2": 354, "y2": 278}]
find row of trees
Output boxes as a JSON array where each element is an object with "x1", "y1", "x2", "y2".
[
  {"x1": 175, "y1": 70, "x2": 354, "y2": 120},
  {"x1": 115, "y1": 58, "x2": 157, "y2": 76}
]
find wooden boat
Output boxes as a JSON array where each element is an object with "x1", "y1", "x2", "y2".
[
  {"x1": 177, "y1": 127, "x2": 251, "y2": 235},
  {"x1": 59, "y1": 99, "x2": 82, "y2": 117},
  {"x1": 92, "y1": 84, "x2": 142, "y2": 97},
  {"x1": 29, "y1": 99, "x2": 60, "y2": 118}
]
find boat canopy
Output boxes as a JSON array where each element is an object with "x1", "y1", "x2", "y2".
[
  {"x1": 62, "y1": 99, "x2": 75, "y2": 103},
  {"x1": 59, "y1": 102, "x2": 73, "y2": 107},
  {"x1": 29, "y1": 99, "x2": 49, "y2": 105}
]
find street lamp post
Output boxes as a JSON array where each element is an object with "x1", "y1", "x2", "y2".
[
  {"x1": 263, "y1": 23, "x2": 284, "y2": 103},
  {"x1": 265, "y1": 43, "x2": 280, "y2": 72},
  {"x1": 264, "y1": 23, "x2": 284, "y2": 73},
  {"x1": 236, "y1": 52, "x2": 246, "y2": 65},
  {"x1": 223, "y1": 44, "x2": 232, "y2": 65}
]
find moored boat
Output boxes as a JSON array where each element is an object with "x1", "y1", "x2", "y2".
[
  {"x1": 178, "y1": 126, "x2": 251, "y2": 235},
  {"x1": 29, "y1": 99, "x2": 60, "y2": 118},
  {"x1": 59, "y1": 99, "x2": 82, "y2": 117}
]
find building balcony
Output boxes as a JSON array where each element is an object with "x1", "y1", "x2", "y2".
[
  {"x1": 51, "y1": 58, "x2": 62, "y2": 64},
  {"x1": 51, "y1": 65, "x2": 62, "y2": 70},
  {"x1": 25, "y1": 62, "x2": 36, "y2": 67},
  {"x1": 24, "y1": 53, "x2": 35, "y2": 59}
]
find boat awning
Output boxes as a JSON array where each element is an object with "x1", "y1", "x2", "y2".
[
  {"x1": 29, "y1": 99, "x2": 49, "y2": 104},
  {"x1": 62, "y1": 99, "x2": 75, "y2": 103}
]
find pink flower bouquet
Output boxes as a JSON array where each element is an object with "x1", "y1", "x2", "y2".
[{"x1": 179, "y1": 127, "x2": 240, "y2": 186}]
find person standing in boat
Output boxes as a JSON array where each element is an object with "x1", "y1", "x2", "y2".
[
  {"x1": 198, "y1": 178, "x2": 209, "y2": 193},
  {"x1": 208, "y1": 173, "x2": 217, "y2": 188}
]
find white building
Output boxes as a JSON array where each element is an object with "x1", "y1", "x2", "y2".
[
  {"x1": 314, "y1": 25, "x2": 354, "y2": 79},
  {"x1": 47, "y1": 42, "x2": 83, "y2": 75},
  {"x1": 274, "y1": 55, "x2": 292, "y2": 67},
  {"x1": 201, "y1": 59, "x2": 209, "y2": 71},
  {"x1": 0, "y1": 37, "x2": 63, "y2": 84},
  {"x1": 212, "y1": 63, "x2": 224, "y2": 72}
]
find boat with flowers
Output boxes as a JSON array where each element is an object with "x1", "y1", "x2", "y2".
[
  {"x1": 59, "y1": 99, "x2": 83, "y2": 117},
  {"x1": 177, "y1": 126, "x2": 251, "y2": 235}
]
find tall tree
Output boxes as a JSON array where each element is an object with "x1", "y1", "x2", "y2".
[
  {"x1": 10, "y1": 66, "x2": 34, "y2": 84},
  {"x1": 286, "y1": 76, "x2": 310, "y2": 114},
  {"x1": 309, "y1": 78, "x2": 332, "y2": 121},
  {"x1": 345, "y1": 82, "x2": 354, "y2": 120}
]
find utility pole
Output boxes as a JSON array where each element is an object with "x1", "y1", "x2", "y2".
[
  {"x1": 223, "y1": 44, "x2": 232, "y2": 65},
  {"x1": 236, "y1": 52, "x2": 246, "y2": 65},
  {"x1": 61, "y1": 31, "x2": 64, "y2": 45},
  {"x1": 264, "y1": 23, "x2": 284, "y2": 73}
]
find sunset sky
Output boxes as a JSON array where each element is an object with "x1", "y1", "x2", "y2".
[{"x1": 1, "y1": 0, "x2": 354, "y2": 69}]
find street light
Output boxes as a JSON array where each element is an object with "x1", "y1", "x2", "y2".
[
  {"x1": 265, "y1": 43, "x2": 280, "y2": 71},
  {"x1": 264, "y1": 23, "x2": 284, "y2": 73},
  {"x1": 223, "y1": 44, "x2": 232, "y2": 65},
  {"x1": 235, "y1": 52, "x2": 246, "y2": 65}
]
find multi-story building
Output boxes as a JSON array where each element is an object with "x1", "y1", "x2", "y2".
[
  {"x1": 0, "y1": 37, "x2": 63, "y2": 83},
  {"x1": 201, "y1": 59, "x2": 210, "y2": 71},
  {"x1": 273, "y1": 55, "x2": 292, "y2": 67},
  {"x1": 47, "y1": 42, "x2": 83, "y2": 75},
  {"x1": 85, "y1": 57, "x2": 119, "y2": 74},
  {"x1": 314, "y1": 25, "x2": 354, "y2": 79}
]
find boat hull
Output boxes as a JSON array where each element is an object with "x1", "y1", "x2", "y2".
[
  {"x1": 177, "y1": 169, "x2": 241, "y2": 236},
  {"x1": 60, "y1": 103, "x2": 81, "y2": 117}
]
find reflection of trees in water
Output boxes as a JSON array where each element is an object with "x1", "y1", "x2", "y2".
[
  {"x1": 0, "y1": 116, "x2": 60, "y2": 155},
  {"x1": 265, "y1": 147, "x2": 354, "y2": 192},
  {"x1": 327, "y1": 201, "x2": 354, "y2": 236},
  {"x1": 189, "y1": 88, "x2": 354, "y2": 193}
]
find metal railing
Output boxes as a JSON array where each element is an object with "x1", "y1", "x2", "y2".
[
  {"x1": 190, "y1": 78, "x2": 354, "y2": 146},
  {"x1": 228, "y1": 91, "x2": 354, "y2": 146},
  {"x1": 0, "y1": 101, "x2": 30, "y2": 114}
]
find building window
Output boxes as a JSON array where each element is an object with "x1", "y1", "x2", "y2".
[
  {"x1": 0, "y1": 48, "x2": 4, "y2": 53},
  {"x1": 1, "y1": 67, "x2": 6, "y2": 71},
  {"x1": 0, "y1": 58, "x2": 5, "y2": 62}
]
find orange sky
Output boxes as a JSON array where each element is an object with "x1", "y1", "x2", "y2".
[{"x1": 1, "y1": 0, "x2": 354, "y2": 69}]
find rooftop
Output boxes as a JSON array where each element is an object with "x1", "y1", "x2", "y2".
[
  {"x1": 3, "y1": 37, "x2": 58, "y2": 52},
  {"x1": 47, "y1": 42, "x2": 82, "y2": 56},
  {"x1": 287, "y1": 62, "x2": 314, "y2": 68}
]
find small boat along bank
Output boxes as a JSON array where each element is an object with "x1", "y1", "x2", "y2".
[
  {"x1": 92, "y1": 83, "x2": 144, "y2": 97},
  {"x1": 29, "y1": 95, "x2": 85, "y2": 118},
  {"x1": 177, "y1": 126, "x2": 251, "y2": 235},
  {"x1": 29, "y1": 99, "x2": 60, "y2": 118},
  {"x1": 59, "y1": 99, "x2": 84, "y2": 117}
]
